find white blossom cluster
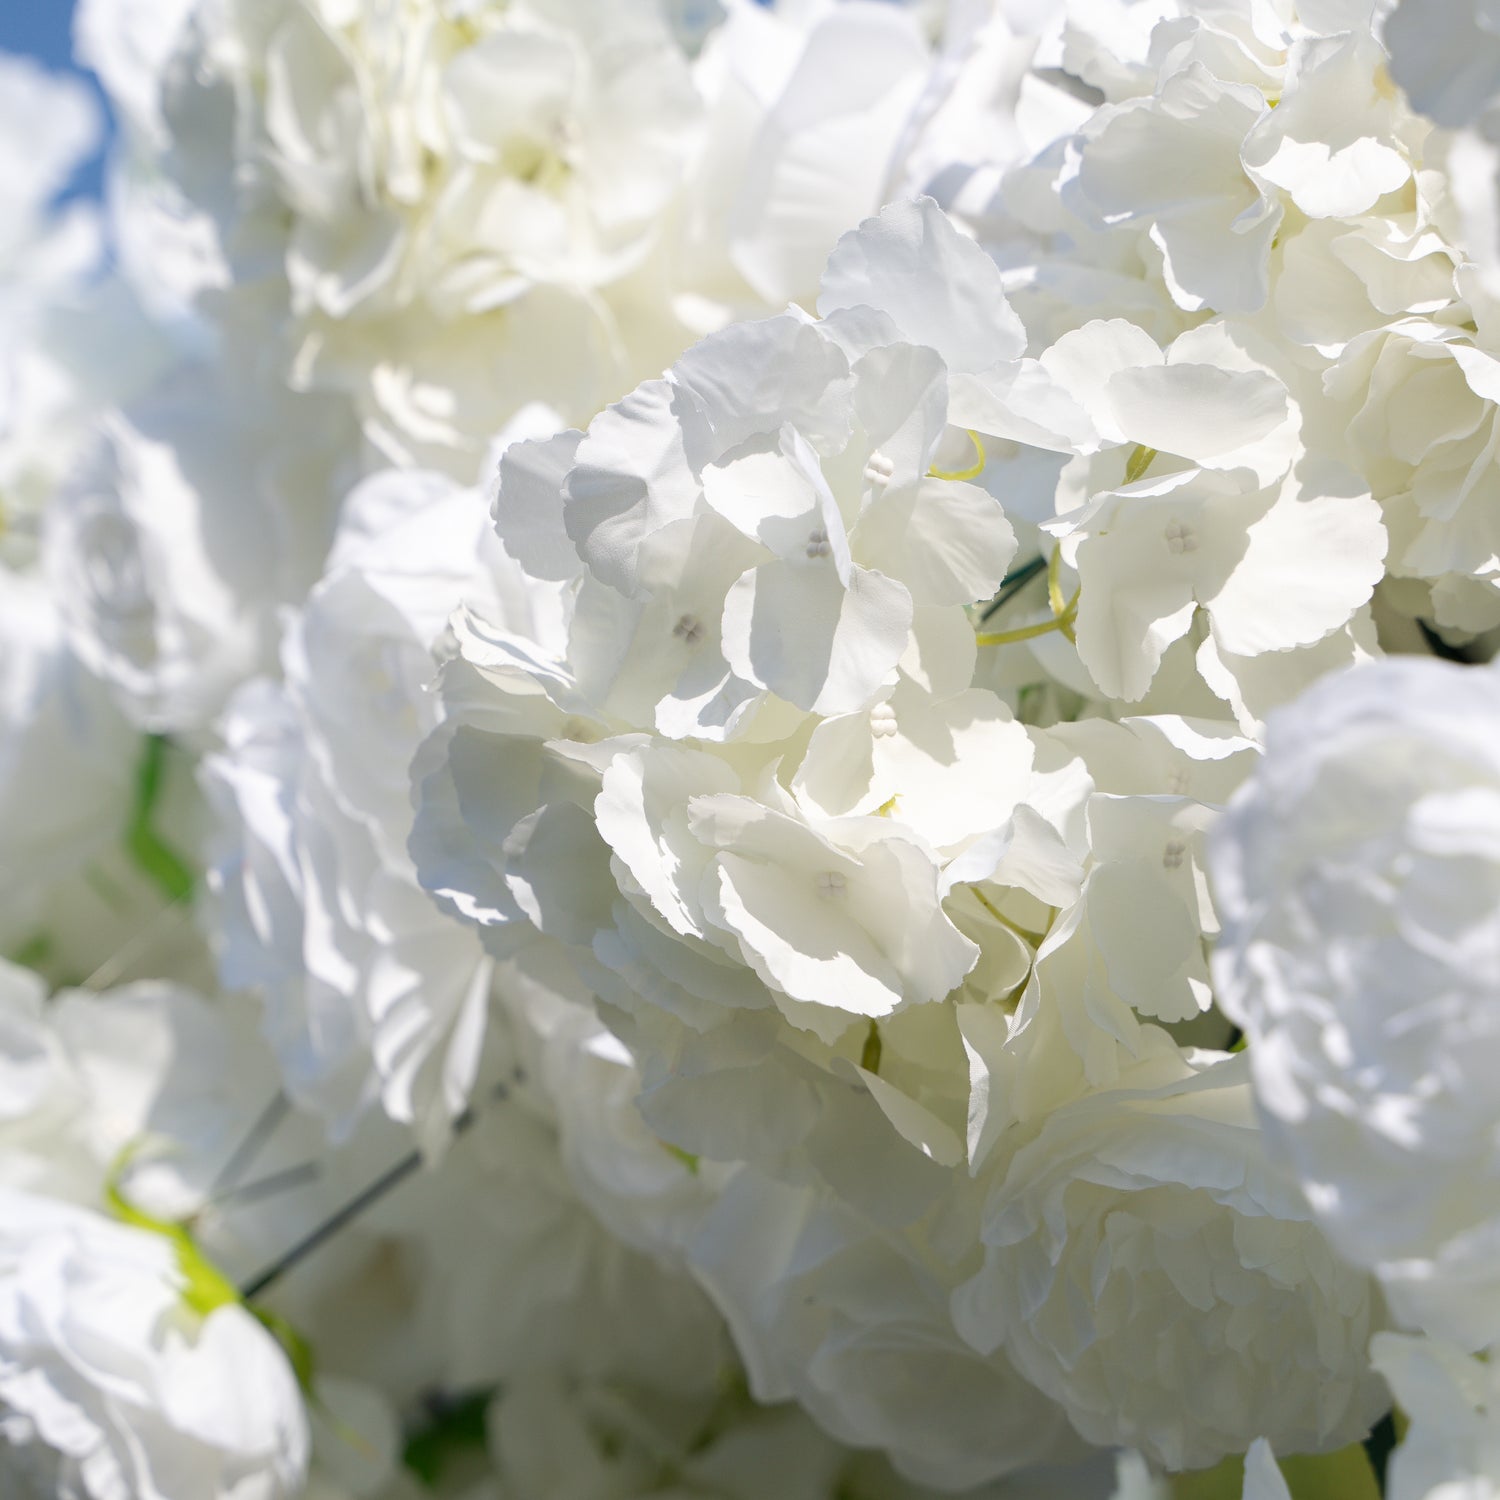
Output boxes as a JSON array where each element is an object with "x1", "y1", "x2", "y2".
[{"x1": 6, "y1": 0, "x2": 1500, "y2": 1496}]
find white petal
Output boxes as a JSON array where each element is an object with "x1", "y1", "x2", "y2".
[
  {"x1": 820, "y1": 196, "x2": 1027, "y2": 372},
  {"x1": 721, "y1": 558, "x2": 911, "y2": 715}
]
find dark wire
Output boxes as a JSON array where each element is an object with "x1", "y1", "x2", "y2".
[
  {"x1": 212, "y1": 1160, "x2": 323, "y2": 1210},
  {"x1": 979, "y1": 555, "x2": 1047, "y2": 622},
  {"x1": 210, "y1": 1092, "x2": 289, "y2": 1196},
  {"x1": 239, "y1": 1145, "x2": 429, "y2": 1299},
  {"x1": 238, "y1": 1102, "x2": 482, "y2": 1300}
]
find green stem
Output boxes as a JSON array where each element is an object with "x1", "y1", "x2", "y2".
[
  {"x1": 968, "y1": 886, "x2": 1048, "y2": 947},
  {"x1": 976, "y1": 609, "x2": 1075, "y2": 648},
  {"x1": 1124, "y1": 444, "x2": 1158, "y2": 484}
]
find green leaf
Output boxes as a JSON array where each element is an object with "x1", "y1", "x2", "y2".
[
  {"x1": 7, "y1": 933, "x2": 54, "y2": 971},
  {"x1": 126, "y1": 735, "x2": 196, "y2": 904}
]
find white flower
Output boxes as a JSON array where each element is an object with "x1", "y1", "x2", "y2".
[
  {"x1": 687, "y1": 794, "x2": 981, "y2": 1033},
  {"x1": 1384, "y1": 0, "x2": 1500, "y2": 130},
  {"x1": 1269, "y1": 204, "x2": 1457, "y2": 361},
  {"x1": 501, "y1": 950, "x2": 730, "y2": 1262},
  {"x1": 1371, "y1": 1331, "x2": 1500, "y2": 1500},
  {"x1": 1240, "y1": 31, "x2": 1416, "y2": 223},
  {"x1": 954, "y1": 712, "x2": 1259, "y2": 1126},
  {"x1": 590, "y1": 732, "x2": 986, "y2": 1044},
  {"x1": 689, "y1": 1168, "x2": 1087, "y2": 1491},
  {"x1": 47, "y1": 360, "x2": 356, "y2": 734},
  {"x1": 1210, "y1": 655, "x2": 1500, "y2": 1346},
  {"x1": 705, "y1": 0, "x2": 932, "y2": 309},
  {"x1": 1325, "y1": 321, "x2": 1500, "y2": 633},
  {"x1": 1378, "y1": 0, "x2": 1500, "y2": 319},
  {"x1": 1069, "y1": 62, "x2": 1281, "y2": 315},
  {"x1": 422, "y1": 1065, "x2": 731, "y2": 1402},
  {"x1": 791, "y1": 681, "x2": 1035, "y2": 852},
  {"x1": 120, "y1": 0, "x2": 708, "y2": 473},
  {"x1": 0, "y1": 1189, "x2": 309, "y2": 1500},
  {"x1": 203, "y1": 461, "x2": 518, "y2": 1142},
  {"x1": 0, "y1": 974, "x2": 294, "y2": 1230},
  {"x1": 1040, "y1": 318, "x2": 1386, "y2": 703},
  {"x1": 1242, "y1": 1440, "x2": 1293, "y2": 1500},
  {"x1": 1065, "y1": 458, "x2": 1386, "y2": 704},
  {"x1": 479, "y1": 1361, "x2": 1069, "y2": 1500},
  {"x1": 952, "y1": 1054, "x2": 1387, "y2": 1471},
  {"x1": 494, "y1": 295, "x2": 1018, "y2": 736}
]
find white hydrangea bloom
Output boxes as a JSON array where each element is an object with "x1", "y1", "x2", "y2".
[
  {"x1": 201, "y1": 453, "x2": 548, "y2": 1142},
  {"x1": 489, "y1": 304, "x2": 1017, "y2": 735},
  {"x1": 1211, "y1": 656, "x2": 1500, "y2": 1346},
  {"x1": 96, "y1": 0, "x2": 768, "y2": 477},
  {"x1": 1055, "y1": 0, "x2": 1431, "y2": 317},
  {"x1": 1040, "y1": 318, "x2": 1386, "y2": 703},
  {"x1": 44, "y1": 351, "x2": 361, "y2": 736},
  {"x1": 0, "y1": 1188, "x2": 309, "y2": 1500},
  {"x1": 407, "y1": 208, "x2": 1047, "y2": 1174},
  {"x1": 951, "y1": 1052, "x2": 1387, "y2": 1471},
  {"x1": 88, "y1": 0, "x2": 1061, "y2": 483},
  {"x1": 497, "y1": 945, "x2": 733, "y2": 1265},
  {"x1": 404, "y1": 185, "x2": 1403, "y2": 1473},
  {"x1": 327, "y1": 995, "x2": 733, "y2": 1407},
  {"x1": 165, "y1": 0, "x2": 700, "y2": 450},
  {"x1": 689, "y1": 1168, "x2": 1087, "y2": 1489},
  {"x1": 1324, "y1": 321, "x2": 1500, "y2": 632}
]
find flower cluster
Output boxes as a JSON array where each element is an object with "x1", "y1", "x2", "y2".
[{"x1": 7, "y1": 0, "x2": 1500, "y2": 1497}]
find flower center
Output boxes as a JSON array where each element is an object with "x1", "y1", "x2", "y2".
[{"x1": 1164, "y1": 519, "x2": 1198, "y2": 555}]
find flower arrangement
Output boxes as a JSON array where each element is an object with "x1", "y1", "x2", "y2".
[{"x1": 5, "y1": 1, "x2": 1500, "y2": 1496}]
